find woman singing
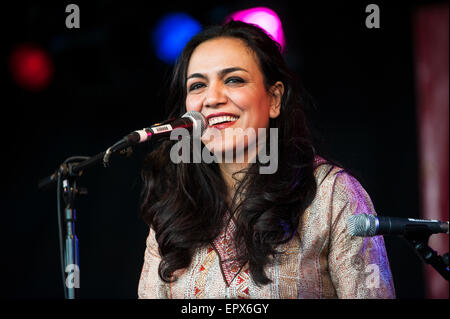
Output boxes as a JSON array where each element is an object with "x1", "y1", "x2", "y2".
[{"x1": 138, "y1": 20, "x2": 395, "y2": 299}]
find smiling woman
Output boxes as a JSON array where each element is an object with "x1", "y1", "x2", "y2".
[
  {"x1": 185, "y1": 37, "x2": 283, "y2": 164},
  {"x1": 138, "y1": 21, "x2": 395, "y2": 299}
]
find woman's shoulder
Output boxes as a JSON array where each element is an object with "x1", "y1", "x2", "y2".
[
  {"x1": 312, "y1": 155, "x2": 374, "y2": 208},
  {"x1": 300, "y1": 156, "x2": 378, "y2": 240},
  {"x1": 312, "y1": 155, "x2": 345, "y2": 186}
]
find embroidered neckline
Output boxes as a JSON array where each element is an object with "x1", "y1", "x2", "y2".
[{"x1": 211, "y1": 215, "x2": 244, "y2": 287}]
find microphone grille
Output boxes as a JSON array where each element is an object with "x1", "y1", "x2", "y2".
[
  {"x1": 182, "y1": 111, "x2": 207, "y2": 135},
  {"x1": 347, "y1": 214, "x2": 378, "y2": 237}
]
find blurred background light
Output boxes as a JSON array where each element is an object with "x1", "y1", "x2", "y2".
[
  {"x1": 226, "y1": 7, "x2": 286, "y2": 52},
  {"x1": 152, "y1": 12, "x2": 202, "y2": 64},
  {"x1": 8, "y1": 44, "x2": 54, "y2": 92}
]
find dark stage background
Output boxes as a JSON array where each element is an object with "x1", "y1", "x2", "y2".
[{"x1": 2, "y1": 1, "x2": 447, "y2": 299}]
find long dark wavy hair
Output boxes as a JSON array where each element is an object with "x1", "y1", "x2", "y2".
[{"x1": 140, "y1": 21, "x2": 318, "y2": 286}]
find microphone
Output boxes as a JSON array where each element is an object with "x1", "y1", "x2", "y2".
[
  {"x1": 347, "y1": 214, "x2": 449, "y2": 237},
  {"x1": 124, "y1": 110, "x2": 207, "y2": 145},
  {"x1": 102, "y1": 111, "x2": 207, "y2": 166}
]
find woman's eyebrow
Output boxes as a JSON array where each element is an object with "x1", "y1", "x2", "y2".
[{"x1": 186, "y1": 67, "x2": 248, "y2": 81}]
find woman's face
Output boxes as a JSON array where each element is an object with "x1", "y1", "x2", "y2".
[{"x1": 185, "y1": 37, "x2": 283, "y2": 159}]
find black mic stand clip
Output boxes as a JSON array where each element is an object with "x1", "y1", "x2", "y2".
[{"x1": 403, "y1": 227, "x2": 449, "y2": 281}]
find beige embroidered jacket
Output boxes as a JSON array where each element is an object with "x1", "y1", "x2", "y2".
[{"x1": 138, "y1": 161, "x2": 396, "y2": 299}]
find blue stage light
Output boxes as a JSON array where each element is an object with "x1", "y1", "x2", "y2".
[{"x1": 152, "y1": 12, "x2": 202, "y2": 64}]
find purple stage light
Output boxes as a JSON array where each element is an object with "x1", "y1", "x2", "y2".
[{"x1": 226, "y1": 7, "x2": 285, "y2": 51}]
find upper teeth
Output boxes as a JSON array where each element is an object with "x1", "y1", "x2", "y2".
[{"x1": 209, "y1": 115, "x2": 239, "y2": 126}]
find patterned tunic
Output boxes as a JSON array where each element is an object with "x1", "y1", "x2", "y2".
[{"x1": 138, "y1": 160, "x2": 396, "y2": 299}]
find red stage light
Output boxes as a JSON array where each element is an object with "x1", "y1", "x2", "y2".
[{"x1": 9, "y1": 44, "x2": 54, "y2": 92}]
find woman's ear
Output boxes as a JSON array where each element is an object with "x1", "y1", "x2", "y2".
[{"x1": 269, "y1": 81, "x2": 284, "y2": 119}]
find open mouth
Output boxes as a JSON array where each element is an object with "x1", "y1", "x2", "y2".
[{"x1": 208, "y1": 115, "x2": 239, "y2": 127}]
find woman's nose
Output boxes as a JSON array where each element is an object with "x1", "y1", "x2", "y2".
[{"x1": 203, "y1": 82, "x2": 227, "y2": 108}]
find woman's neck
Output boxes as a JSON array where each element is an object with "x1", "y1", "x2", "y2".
[
  {"x1": 219, "y1": 162, "x2": 248, "y2": 194},
  {"x1": 218, "y1": 141, "x2": 261, "y2": 203}
]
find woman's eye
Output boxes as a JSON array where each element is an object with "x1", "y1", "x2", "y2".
[
  {"x1": 188, "y1": 82, "x2": 205, "y2": 91},
  {"x1": 225, "y1": 77, "x2": 244, "y2": 84}
]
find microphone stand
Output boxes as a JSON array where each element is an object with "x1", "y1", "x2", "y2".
[
  {"x1": 403, "y1": 228, "x2": 449, "y2": 281},
  {"x1": 61, "y1": 171, "x2": 81, "y2": 299},
  {"x1": 39, "y1": 114, "x2": 205, "y2": 299},
  {"x1": 39, "y1": 146, "x2": 132, "y2": 299}
]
